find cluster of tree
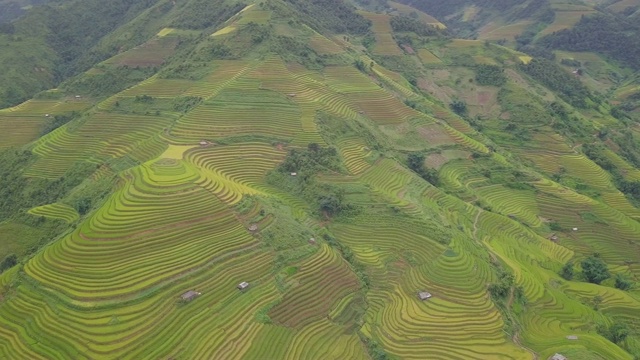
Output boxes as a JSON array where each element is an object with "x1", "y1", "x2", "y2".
[
  {"x1": 0, "y1": 150, "x2": 95, "y2": 221},
  {"x1": 597, "y1": 322, "x2": 630, "y2": 345},
  {"x1": 282, "y1": 0, "x2": 371, "y2": 35},
  {"x1": 475, "y1": 65, "x2": 507, "y2": 86},
  {"x1": 560, "y1": 254, "x2": 635, "y2": 290},
  {"x1": 407, "y1": 153, "x2": 439, "y2": 186},
  {"x1": 488, "y1": 268, "x2": 514, "y2": 299},
  {"x1": 519, "y1": 58, "x2": 592, "y2": 108},
  {"x1": 171, "y1": 0, "x2": 246, "y2": 29},
  {"x1": 389, "y1": 15, "x2": 439, "y2": 36},
  {"x1": 450, "y1": 100, "x2": 468, "y2": 117},
  {"x1": 270, "y1": 144, "x2": 357, "y2": 218},
  {"x1": 273, "y1": 35, "x2": 325, "y2": 70},
  {"x1": 540, "y1": 13, "x2": 640, "y2": 70},
  {"x1": 172, "y1": 96, "x2": 202, "y2": 113},
  {"x1": 0, "y1": 254, "x2": 17, "y2": 274},
  {"x1": 40, "y1": 112, "x2": 79, "y2": 136},
  {"x1": 581, "y1": 254, "x2": 610, "y2": 284}
]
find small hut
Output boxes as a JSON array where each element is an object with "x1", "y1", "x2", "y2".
[
  {"x1": 418, "y1": 291, "x2": 432, "y2": 301},
  {"x1": 572, "y1": 227, "x2": 578, "y2": 231},
  {"x1": 248, "y1": 224, "x2": 258, "y2": 232},
  {"x1": 199, "y1": 140, "x2": 208, "y2": 146},
  {"x1": 308, "y1": 237, "x2": 316, "y2": 245},
  {"x1": 291, "y1": 172, "x2": 297, "y2": 176},
  {"x1": 551, "y1": 354, "x2": 567, "y2": 360},
  {"x1": 566, "y1": 335, "x2": 578, "y2": 340},
  {"x1": 181, "y1": 290, "x2": 201, "y2": 302},
  {"x1": 75, "y1": 95, "x2": 81, "y2": 99},
  {"x1": 45, "y1": 114, "x2": 50, "y2": 117},
  {"x1": 549, "y1": 234, "x2": 559, "y2": 242},
  {"x1": 237, "y1": 282, "x2": 250, "y2": 290},
  {"x1": 287, "y1": 93, "x2": 296, "y2": 97}
]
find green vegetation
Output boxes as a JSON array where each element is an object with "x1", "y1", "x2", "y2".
[
  {"x1": 0, "y1": 0, "x2": 639, "y2": 359},
  {"x1": 581, "y1": 254, "x2": 610, "y2": 285},
  {"x1": 519, "y1": 58, "x2": 592, "y2": 108},
  {"x1": 475, "y1": 65, "x2": 507, "y2": 86}
]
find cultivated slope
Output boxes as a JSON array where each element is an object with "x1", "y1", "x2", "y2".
[{"x1": 0, "y1": 1, "x2": 639, "y2": 359}]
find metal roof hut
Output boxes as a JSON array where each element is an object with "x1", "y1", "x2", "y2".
[
  {"x1": 199, "y1": 140, "x2": 208, "y2": 146},
  {"x1": 237, "y1": 282, "x2": 249, "y2": 290},
  {"x1": 248, "y1": 224, "x2": 258, "y2": 232},
  {"x1": 418, "y1": 291, "x2": 432, "y2": 301},
  {"x1": 551, "y1": 354, "x2": 567, "y2": 360},
  {"x1": 181, "y1": 290, "x2": 201, "y2": 302},
  {"x1": 566, "y1": 335, "x2": 578, "y2": 340}
]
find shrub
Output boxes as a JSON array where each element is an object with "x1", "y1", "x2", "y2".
[
  {"x1": 0, "y1": 254, "x2": 17, "y2": 273},
  {"x1": 614, "y1": 274, "x2": 633, "y2": 291},
  {"x1": 475, "y1": 65, "x2": 507, "y2": 86},
  {"x1": 560, "y1": 261, "x2": 574, "y2": 280},
  {"x1": 581, "y1": 254, "x2": 610, "y2": 284}
]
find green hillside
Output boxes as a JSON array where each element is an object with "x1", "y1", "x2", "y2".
[{"x1": 0, "y1": 0, "x2": 639, "y2": 359}]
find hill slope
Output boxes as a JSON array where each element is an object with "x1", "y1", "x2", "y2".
[{"x1": 0, "y1": 0, "x2": 639, "y2": 359}]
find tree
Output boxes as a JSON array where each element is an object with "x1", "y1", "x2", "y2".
[
  {"x1": 0, "y1": 254, "x2": 17, "y2": 273},
  {"x1": 599, "y1": 321, "x2": 630, "y2": 344},
  {"x1": 592, "y1": 295, "x2": 603, "y2": 310},
  {"x1": 608, "y1": 322, "x2": 629, "y2": 344},
  {"x1": 614, "y1": 274, "x2": 633, "y2": 291},
  {"x1": 407, "y1": 153, "x2": 425, "y2": 172},
  {"x1": 560, "y1": 261, "x2": 574, "y2": 280},
  {"x1": 581, "y1": 254, "x2": 610, "y2": 284},
  {"x1": 450, "y1": 100, "x2": 467, "y2": 116}
]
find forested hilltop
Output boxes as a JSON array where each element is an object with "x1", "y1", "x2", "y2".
[{"x1": 0, "y1": 0, "x2": 639, "y2": 359}]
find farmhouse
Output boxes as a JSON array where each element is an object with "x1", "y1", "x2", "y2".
[
  {"x1": 237, "y1": 282, "x2": 249, "y2": 290},
  {"x1": 181, "y1": 290, "x2": 201, "y2": 302},
  {"x1": 550, "y1": 354, "x2": 567, "y2": 360},
  {"x1": 566, "y1": 335, "x2": 578, "y2": 340},
  {"x1": 418, "y1": 291, "x2": 432, "y2": 301}
]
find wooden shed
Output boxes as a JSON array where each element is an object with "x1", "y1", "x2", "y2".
[
  {"x1": 181, "y1": 290, "x2": 201, "y2": 301},
  {"x1": 237, "y1": 282, "x2": 249, "y2": 290},
  {"x1": 418, "y1": 291, "x2": 432, "y2": 301}
]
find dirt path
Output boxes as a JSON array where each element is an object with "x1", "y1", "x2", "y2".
[
  {"x1": 506, "y1": 286, "x2": 515, "y2": 309},
  {"x1": 473, "y1": 210, "x2": 482, "y2": 241},
  {"x1": 512, "y1": 330, "x2": 539, "y2": 360}
]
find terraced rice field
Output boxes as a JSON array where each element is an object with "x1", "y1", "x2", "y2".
[
  {"x1": 539, "y1": 10, "x2": 596, "y2": 36},
  {"x1": 358, "y1": 12, "x2": 404, "y2": 56},
  {"x1": 387, "y1": 1, "x2": 445, "y2": 29},
  {"x1": 26, "y1": 112, "x2": 172, "y2": 178},
  {"x1": 0, "y1": 115, "x2": 46, "y2": 149},
  {"x1": 417, "y1": 48, "x2": 442, "y2": 64},
  {"x1": 104, "y1": 37, "x2": 178, "y2": 67},
  {"x1": 478, "y1": 21, "x2": 533, "y2": 42},
  {"x1": 2, "y1": 19, "x2": 640, "y2": 358},
  {"x1": 28, "y1": 203, "x2": 79, "y2": 223}
]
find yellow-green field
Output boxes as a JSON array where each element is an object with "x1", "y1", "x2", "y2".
[{"x1": 0, "y1": 3, "x2": 639, "y2": 360}]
